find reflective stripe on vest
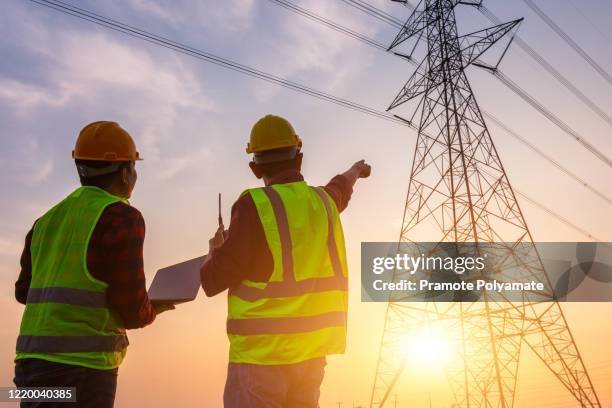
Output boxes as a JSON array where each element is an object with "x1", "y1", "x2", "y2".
[
  {"x1": 264, "y1": 185, "x2": 294, "y2": 282},
  {"x1": 230, "y1": 276, "x2": 346, "y2": 302},
  {"x1": 26, "y1": 287, "x2": 107, "y2": 308},
  {"x1": 313, "y1": 187, "x2": 344, "y2": 278},
  {"x1": 16, "y1": 186, "x2": 129, "y2": 370},
  {"x1": 227, "y1": 185, "x2": 347, "y2": 335},
  {"x1": 229, "y1": 186, "x2": 347, "y2": 303},
  {"x1": 16, "y1": 335, "x2": 129, "y2": 353},
  {"x1": 227, "y1": 311, "x2": 347, "y2": 335}
]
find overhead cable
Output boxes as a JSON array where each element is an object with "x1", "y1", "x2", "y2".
[
  {"x1": 521, "y1": 0, "x2": 612, "y2": 85},
  {"x1": 29, "y1": 0, "x2": 610, "y2": 243},
  {"x1": 343, "y1": 0, "x2": 612, "y2": 126},
  {"x1": 479, "y1": 5, "x2": 612, "y2": 126},
  {"x1": 267, "y1": 0, "x2": 612, "y2": 204},
  {"x1": 29, "y1": 0, "x2": 407, "y2": 127},
  {"x1": 493, "y1": 70, "x2": 612, "y2": 168}
]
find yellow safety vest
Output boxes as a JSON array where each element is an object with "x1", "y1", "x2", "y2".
[
  {"x1": 16, "y1": 186, "x2": 129, "y2": 369},
  {"x1": 227, "y1": 181, "x2": 349, "y2": 365}
]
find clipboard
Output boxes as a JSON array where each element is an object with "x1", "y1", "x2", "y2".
[{"x1": 148, "y1": 255, "x2": 207, "y2": 304}]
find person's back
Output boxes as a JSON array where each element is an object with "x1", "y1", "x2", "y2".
[
  {"x1": 201, "y1": 114, "x2": 370, "y2": 407},
  {"x1": 227, "y1": 180, "x2": 348, "y2": 365},
  {"x1": 17, "y1": 186, "x2": 131, "y2": 369},
  {"x1": 14, "y1": 121, "x2": 172, "y2": 408}
]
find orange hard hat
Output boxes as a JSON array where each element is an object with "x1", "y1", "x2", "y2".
[{"x1": 72, "y1": 121, "x2": 142, "y2": 161}]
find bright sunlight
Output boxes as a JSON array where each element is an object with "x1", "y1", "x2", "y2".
[{"x1": 403, "y1": 325, "x2": 456, "y2": 368}]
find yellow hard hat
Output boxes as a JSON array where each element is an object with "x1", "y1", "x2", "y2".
[
  {"x1": 72, "y1": 121, "x2": 142, "y2": 161},
  {"x1": 246, "y1": 115, "x2": 302, "y2": 154}
]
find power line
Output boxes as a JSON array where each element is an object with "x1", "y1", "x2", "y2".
[
  {"x1": 521, "y1": 0, "x2": 612, "y2": 85},
  {"x1": 266, "y1": 0, "x2": 612, "y2": 204},
  {"x1": 492, "y1": 69, "x2": 612, "y2": 168},
  {"x1": 485, "y1": 170, "x2": 612, "y2": 247},
  {"x1": 565, "y1": 0, "x2": 612, "y2": 48},
  {"x1": 342, "y1": 0, "x2": 612, "y2": 127},
  {"x1": 29, "y1": 0, "x2": 405, "y2": 127},
  {"x1": 340, "y1": 0, "x2": 612, "y2": 165},
  {"x1": 478, "y1": 5, "x2": 612, "y2": 126},
  {"x1": 482, "y1": 112, "x2": 612, "y2": 204},
  {"x1": 267, "y1": 0, "x2": 387, "y2": 50},
  {"x1": 339, "y1": 0, "x2": 406, "y2": 27},
  {"x1": 28, "y1": 0, "x2": 610, "y2": 244}
]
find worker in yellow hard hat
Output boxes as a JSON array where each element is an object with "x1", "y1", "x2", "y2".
[
  {"x1": 13, "y1": 121, "x2": 172, "y2": 408},
  {"x1": 201, "y1": 114, "x2": 371, "y2": 407}
]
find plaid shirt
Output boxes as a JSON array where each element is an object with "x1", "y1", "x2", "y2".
[{"x1": 15, "y1": 201, "x2": 156, "y2": 329}]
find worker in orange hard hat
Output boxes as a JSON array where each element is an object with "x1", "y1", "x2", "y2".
[
  {"x1": 201, "y1": 114, "x2": 371, "y2": 407},
  {"x1": 14, "y1": 121, "x2": 172, "y2": 408}
]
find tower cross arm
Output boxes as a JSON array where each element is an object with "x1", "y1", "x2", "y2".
[
  {"x1": 459, "y1": 18, "x2": 523, "y2": 68},
  {"x1": 388, "y1": 0, "x2": 434, "y2": 51},
  {"x1": 387, "y1": 17, "x2": 522, "y2": 110},
  {"x1": 389, "y1": 0, "x2": 479, "y2": 52}
]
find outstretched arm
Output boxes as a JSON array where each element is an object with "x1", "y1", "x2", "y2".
[
  {"x1": 341, "y1": 160, "x2": 371, "y2": 186},
  {"x1": 324, "y1": 160, "x2": 371, "y2": 213}
]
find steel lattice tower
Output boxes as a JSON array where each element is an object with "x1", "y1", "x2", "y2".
[{"x1": 370, "y1": 1, "x2": 600, "y2": 407}]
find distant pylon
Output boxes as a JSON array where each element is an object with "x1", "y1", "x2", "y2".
[{"x1": 369, "y1": 0, "x2": 600, "y2": 407}]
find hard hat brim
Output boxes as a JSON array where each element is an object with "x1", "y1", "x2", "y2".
[
  {"x1": 72, "y1": 151, "x2": 143, "y2": 161},
  {"x1": 246, "y1": 138, "x2": 301, "y2": 154}
]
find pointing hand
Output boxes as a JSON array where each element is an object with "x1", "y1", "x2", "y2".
[{"x1": 352, "y1": 160, "x2": 371, "y2": 178}]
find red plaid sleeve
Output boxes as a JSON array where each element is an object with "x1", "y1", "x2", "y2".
[
  {"x1": 87, "y1": 202, "x2": 156, "y2": 329},
  {"x1": 16, "y1": 202, "x2": 156, "y2": 328}
]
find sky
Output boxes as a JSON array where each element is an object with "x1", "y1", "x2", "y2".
[{"x1": 1, "y1": 0, "x2": 612, "y2": 406}]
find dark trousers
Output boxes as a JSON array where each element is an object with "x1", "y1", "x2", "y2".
[
  {"x1": 223, "y1": 357, "x2": 326, "y2": 408},
  {"x1": 14, "y1": 359, "x2": 118, "y2": 408}
]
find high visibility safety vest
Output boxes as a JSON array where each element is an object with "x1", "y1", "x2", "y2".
[
  {"x1": 16, "y1": 186, "x2": 129, "y2": 370},
  {"x1": 227, "y1": 181, "x2": 349, "y2": 365}
]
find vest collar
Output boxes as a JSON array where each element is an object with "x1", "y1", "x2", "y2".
[
  {"x1": 264, "y1": 169, "x2": 304, "y2": 186},
  {"x1": 72, "y1": 186, "x2": 129, "y2": 204}
]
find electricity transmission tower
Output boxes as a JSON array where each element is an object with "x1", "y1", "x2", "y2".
[{"x1": 370, "y1": 1, "x2": 600, "y2": 407}]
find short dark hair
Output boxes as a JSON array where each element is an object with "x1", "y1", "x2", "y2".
[
  {"x1": 254, "y1": 156, "x2": 300, "y2": 178},
  {"x1": 75, "y1": 159, "x2": 130, "y2": 189}
]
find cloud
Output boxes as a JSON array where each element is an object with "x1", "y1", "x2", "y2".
[
  {"x1": 0, "y1": 78, "x2": 72, "y2": 111},
  {"x1": 27, "y1": 159, "x2": 54, "y2": 185},
  {"x1": 227, "y1": 0, "x2": 255, "y2": 30},
  {"x1": 157, "y1": 147, "x2": 214, "y2": 180},
  {"x1": 250, "y1": 0, "x2": 378, "y2": 102},
  {"x1": 125, "y1": 0, "x2": 255, "y2": 32},
  {"x1": 0, "y1": 18, "x2": 215, "y2": 163},
  {"x1": 0, "y1": 136, "x2": 54, "y2": 186},
  {"x1": 51, "y1": 32, "x2": 214, "y2": 160},
  {"x1": 54, "y1": 33, "x2": 210, "y2": 109},
  {"x1": 128, "y1": 0, "x2": 178, "y2": 24}
]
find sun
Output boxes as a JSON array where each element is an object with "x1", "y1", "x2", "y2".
[{"x1": 401, "y1": 325, "x2": 456, "y2": 368}]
